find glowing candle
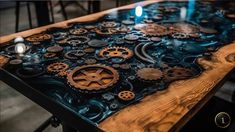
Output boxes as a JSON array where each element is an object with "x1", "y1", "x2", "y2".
[
  {"x1": 15, "y1": 43, "x2": 26, "y2": 54},
  {"x1": 135, "y1": 5, "x2": 143, "y2": 17}
]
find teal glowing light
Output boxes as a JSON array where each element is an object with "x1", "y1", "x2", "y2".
[
  {"x1": 187, "y1": 0, "x2": 195, "y2": 20},
  {"x1": 135, "y1": 5, "x2": 143, "y2": 17}
]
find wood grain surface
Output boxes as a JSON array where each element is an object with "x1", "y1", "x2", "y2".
[{"x1": 0, "y1": 0, "x2": 234, "y2": 131}]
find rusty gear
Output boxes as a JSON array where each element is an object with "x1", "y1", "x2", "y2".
[
  {"x1": 26, "y1": 34, "x2": 51, "y2": 42},
  {"x1": 99, "y1": 46, "x2": 133, "y2": 59},
  {"x1": 67, "y1": 65, "x2": 119, "y2": 91},
  {"x1": 134, "y1": 24, "x2": 170, "y2": 36},
  {"x1": 47, "y1": 62, "x2": 69, "y2": 73},
  {"x1": 163, "y1": 67, "x2": 194, "y2": 82},
  {"x1": 84, "y1": 48, "x2": 95, "y2": 53},
  {"x1": 118, "y1": 91, "x2": 135, "y2": 101},
  {"x1": 137, "y1": 68, "x2": 163, "y2": 81},
  {"x1": 44, "y1": 53, "x2": 56, "y2": 58},
  {"x1": 64, "y1": 50, "x2": 85, "y2": 60},
  {"x1": 169, "y1": 23, "x2": 199, "y2": 34},
  {"x1": 70, "y1": 28, "x2": 87, "y2": 35},
  {"x1": 47, "y1": 45, "x2": 63, "y2": 53},
  {"x1": 95, "y1": 28, "x2": 116, "y2": 36}
]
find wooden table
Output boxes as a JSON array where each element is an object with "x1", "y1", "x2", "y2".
[{"x1": 1, "y1": 0, "x2": 235, "y2": 132}]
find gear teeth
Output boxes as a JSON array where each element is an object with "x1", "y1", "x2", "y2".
[
  {"x1": 99, "y1": 46, "x2": 133, "y2": 59},
  {"x1": 67, "y1": 64, "x2": 119, "y2": 93}
]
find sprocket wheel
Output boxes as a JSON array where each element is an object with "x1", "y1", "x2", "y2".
[
  {"x1": 67, "y1": 65, "x2": 119, "y2": 91},
  {"x1": 99, "y1": 46, "x2": 133, "y2": 59},
  {"x1": 47, "y1": 62, "x2": 69, "y2": 73}
]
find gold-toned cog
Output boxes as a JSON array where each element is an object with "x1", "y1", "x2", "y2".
[
  {"x1": 70, "y1": 28, "x2": 88, "y2": 35},
  {"x1": 118, "y1": 91, "x2": 135, "y2": 101},
  {"x1": 26, "y1": 34, "x2": 52, "y2": 42},
  {"x1": 94, "y1": 28, "x2": 116, "y2": 36},
  {"x1": 163, "y1": 67, "x2": 194, "y2": 82},
  {"x1": 47, "y1": 62, "x2": 69, "y2": 73},
  {"x1": 134, "y1": 23, "x2": 170, "y2": 36},
  {"x1": 99, "y1": 46, "x2": 133, "y2": 59},
  {"x1": 67, "y1": 65, "x2": 119, "y2": 91},
  {"x1": 137, "y1": 68, "x2": 163, "y2": 81},
  {"x1": 58, "y1": 70, "x2": 69, "y2": 77}
]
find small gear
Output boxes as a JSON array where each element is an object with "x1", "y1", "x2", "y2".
[
  {"x1": 88, "y1": 39, "x2": 108, "y2": 48},
  {"x1": 95, "y1": 28, "x2": 116, "y2": 36},
  {"x1": 137, "y1": 68, "x2": 163, "y2": 81},
  {"x1": 9, "y1": 59, "x2": 22, "y2": 65},
  {"x1": 67, "y1": 36, "x2": 90, "y2": 46},
  {"x1": 26, "y1": 33, "x2": 51, "y2": 42},
  {"x1": 135, "y1": 24, "x2": 170, "y2": 36},
  {"x1": 47, "y1": 45, "x2": 63, "y2": 53},
  {"x1": 116, "y1": 27, "x2": 131, "y2": 33},
  {"x1": 44, "y1": 53, "x2": 56, "y2": 58},
  {"x1": 99, "y1": 46, "x2": 133, "y2": 59},
  {"x1": 67, "y1": 64, "x2": 119, "y2": 91},
  {"x1": 101, "y1": 21, "x2": 117, "y2": 28},
  {"x1": 85, "y1": 58, "x2": 97, "y2": 64},
  {"x1": 124, "y1": 34, "x2": 139, "y2": 41},
  {"x1": 122, "y1": 20, "x2": 134, "y2": 25},
  {"x1": 47, "y1": 62, "x2": 69, "y2": 73},
  {"x1": 84, "y1": 48, "x2": 95, "y2": 53},
  {"x1": 163, "y1": 67, "x2": 194, "y2": 82},
  {"x1": 118, "y1": 91, "x2": 135, "y2": 101},
  {"x1": 70, "y1": 28, "x2": 87, "y2": 35},
  {"x1": 64, "y1": 50, "x2": 85, "y2": 60}
]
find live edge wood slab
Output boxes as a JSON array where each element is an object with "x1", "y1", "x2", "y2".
[{"x1": 0, "y1": 0, "x2": 235, "y2": 132}]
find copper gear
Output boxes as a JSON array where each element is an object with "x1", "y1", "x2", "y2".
[
  {"x1": 44, "y1": 53, "x2": 56, "y2": 58},
  {"x1": 26, "y1": 34, "x2": 51, "y2": 42},
  {"x1": 67, "y1": 65, "x2": 119, "y2": 91},
  {"x1": 163, "y1": 67, "x2": 194, "y2": 82},
  {"x1": 137, "y1": 68, "x2": 163, "y2": 81},
  {"x1": 94, "y1": 28, "x2": 116, "y2": 36},
  {"x1": 134, "y1": 24, "x2": 170, "y2": 36},
  {"x1": 118, "y1": 91, "x2": 135, "y2": 101},
  {"x1": 47, "y1": 62, "x2": 69, "y2": 73},
  {"x1": 70, "y1": 28, "x2": 87, "y2": 35},
  {"x1": 169, "y1": 23, "x2": 199, "y2": 34},
  {"x1": 99, "y1": 46, "x2": 133, "y2": 59}
]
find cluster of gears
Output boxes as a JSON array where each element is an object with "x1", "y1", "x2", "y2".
[{"x1": 2, "y1": 1, "x2": 235, "y2": 124}]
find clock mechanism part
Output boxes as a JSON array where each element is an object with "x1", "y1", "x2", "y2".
[
  {"x1": 67, "y1": 64, "x2": 119, "y2": 92},
  {"x1": 47, "y1": 62, "x2": 69, "y2": 73}
]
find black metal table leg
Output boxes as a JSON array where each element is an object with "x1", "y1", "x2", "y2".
[
  {"x1": 33, "y1": 1, "x2": 51, "y2": 26},
  {"x1": 34, "y1": 116, "x2": 52, "y2": 132},
  {"x1": 15, "y1": 1, "x2": 20, "y2": 32},
  {"x1": 92, "y1": 1, "x2": 100, "y2": 13}
]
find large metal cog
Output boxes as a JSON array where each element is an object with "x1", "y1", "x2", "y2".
[
  {"x1": 67, "y1": 65, "x2": 119, "y2": 91},
  {"x1": 134, "y1": 23, "x2": 170, "y2": 36}
]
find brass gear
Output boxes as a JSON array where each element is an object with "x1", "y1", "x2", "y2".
[
  {"x1": 70, "y1": 28, "x2": 87, "y2": 35},
  {"x1": 137, "y1": 68, "x2": 163, "y2": 81},
  {"x1": 134, "y1": 24, "x2": 170, "y2": 36},
  {"x1": 118, "y1": 91, "x2": 135, "y2": 101},
  {"x1": 99, "y1": 46, "x2": 133, "y2": 59},
  {"x1": 94, "y1": 28, "x2": 116, "y2": 36},
  {"x1": 26, "y1": 34, "x2": 51, "y2": 42},
  {"x1": 163, "y1": 67, "x2": 194, "y2": 82},
  {"x1": 67, "y1": 65, "x2": 119, "y2": 91},
  {"x1": 47, "y1": 62, "x2": 69, "y2": 73}
]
